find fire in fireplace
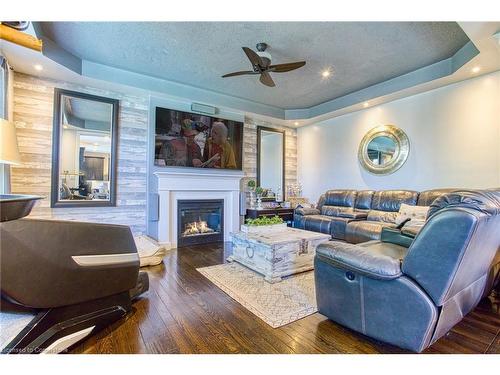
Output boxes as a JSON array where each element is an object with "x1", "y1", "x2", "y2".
[
  {"x1": 177, "y1": 199, "x2": 224, "y2": 247},
  {"x1": 183, "y1": 220, "x2": 214, "y2": 236}
]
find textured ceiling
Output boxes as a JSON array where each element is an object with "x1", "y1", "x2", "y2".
[{"x1": 40, "y1": 22, "x2": 470, "y2": 109}]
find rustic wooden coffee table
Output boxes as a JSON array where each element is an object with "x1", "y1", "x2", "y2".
[{"x1": 228, "y1": 228, "x2": 330, "y2": 283}]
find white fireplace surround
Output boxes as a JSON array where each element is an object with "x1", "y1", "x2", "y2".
[{"x1": 154, "y1": 170, "x2": 244, "y2": 249}]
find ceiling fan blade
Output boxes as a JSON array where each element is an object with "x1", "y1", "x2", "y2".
[
  {"x1": 259, "y1": 72, "x2": 275, "y2": 87},
  {"x1": 222, "y1": 71, "x2": 256, "y2": 78},
  {"x1": 268, "y1": 61, "x2": 306, "y2": 73},
  {"x1": 242, "y1": 47, "x2": 263, "y2": 68}
]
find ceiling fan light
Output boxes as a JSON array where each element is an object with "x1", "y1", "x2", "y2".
[{"x1": 256, "y1": 51, "x2": 272, "y2": 61}]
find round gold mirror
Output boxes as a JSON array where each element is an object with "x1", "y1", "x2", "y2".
[{"x1": 358, "y1": 125, "x2": 409, "y2": 175}]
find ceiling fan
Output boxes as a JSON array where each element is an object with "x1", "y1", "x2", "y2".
[{"x1": 222, "y1": 43, "x2": 306, "y2": 87}]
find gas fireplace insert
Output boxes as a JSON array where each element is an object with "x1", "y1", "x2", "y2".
[{"x1": 177, "y1": 199, "x2": 224, "y2": 247}]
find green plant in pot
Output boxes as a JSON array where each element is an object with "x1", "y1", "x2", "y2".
[
  {"x1": 246, "y1": 215, "x2": 284, "y2": 226},
  {"x1": 247, "y1": 179, "x2": 256, "y2": 192}
]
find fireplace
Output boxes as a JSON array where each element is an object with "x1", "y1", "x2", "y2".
[{"x1": 177, "y1": 199, "x2": 224, "y2": 247}]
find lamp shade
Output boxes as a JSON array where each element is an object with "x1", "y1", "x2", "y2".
[{"x1": 0, "y1": 118, "x2": 22, "y2": 165}]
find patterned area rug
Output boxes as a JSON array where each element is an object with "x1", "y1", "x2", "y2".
[{"x1": 197, "y1": 262, "x2": 317, "y2": 328}]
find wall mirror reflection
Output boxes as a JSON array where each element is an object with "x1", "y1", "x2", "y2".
[
  {"x1": 51, "y1": 89, "x2": 118, "y2": 207},
  {"x1": 257, "y1": 126, "x2": 285, "y2": 201},
  {"x1": 367, "y1": 136, "x2": 397, "y2": 166}
]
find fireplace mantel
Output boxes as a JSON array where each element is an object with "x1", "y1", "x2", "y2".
[{"x1": 154, "y1": 170, "x2": 244, "y2": 249}]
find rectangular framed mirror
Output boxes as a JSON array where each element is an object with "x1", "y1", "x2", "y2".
[
  {"x1": 51, "y1": 88, "x2": 118, "y2": 207},
  {"x1": 257, "y1": 126, "x2": 285, "y2": 201}
]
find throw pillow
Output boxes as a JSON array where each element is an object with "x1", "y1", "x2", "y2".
[{"x1": 395, "y1": 204, "x2": 430, "y2": 226}]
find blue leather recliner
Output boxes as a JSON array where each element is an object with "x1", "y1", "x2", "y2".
[{"x1": 314, "y1": 190, "x2": 500, "y2": 352}]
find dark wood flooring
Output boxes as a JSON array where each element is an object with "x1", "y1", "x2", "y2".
[{"x1": 72, "y1": 242, "x2": 500, "y2": 354}]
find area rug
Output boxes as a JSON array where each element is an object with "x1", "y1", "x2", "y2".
[{"x1": 197, "y1": 262, "x2": 317, "y2": 328}]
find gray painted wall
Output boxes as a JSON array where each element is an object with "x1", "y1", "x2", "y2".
[{"x1": 297, "y1": 71, "x2": 500, "y2": 203}]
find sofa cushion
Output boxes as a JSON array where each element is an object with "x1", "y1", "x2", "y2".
[
  {"x1": 302, "y1": 215, "x2": 335, "y2": 235},
  {"x1": 323, "y1": 190, "x2": 357, "y2": 207},
  {"x1": 328, "y1": 216, "x2": 354, "y2": 240},
  {"x1": 401, "y1": 222, "x2": 424, "y2": 237},
  {"x1": 339, "y1": 210, "x2": 368, "y2": 219},
  {"x1": 366, "y1": 190, "x2": 419, "y2": 224},
  {"x1": 371, "y1": 190, "x2": 419, "y2": 212},
  {"x1": 367, "y1": 210, "x2": 398, "y2": 223},
  {"x1": 427, "y1": 189, "x2": 500, "y2": 218},
  {"x1": 301, "y1": 214, "x2": 353, "y2": 239},
  {"x1": 345, "y1": 220, "x2": 396, "y2": 244},
  {"x1": 316, "y1": 240, "x2": 407, "y2": 280},
  {"x1": 355, "y1": 190, "x2": 375, "y2": 210},
  {"x1": 321, "y1": 205, "x2": 354, "y2": 217},
  {"x1": 295, "y1": 206, "x2": 320, "y2": 216},
  {"x1": 417, "y1": 189, "x2": 457, "y2": 206}
]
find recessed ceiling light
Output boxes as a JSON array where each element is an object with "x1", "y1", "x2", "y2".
[
  {"x1": 34, "y1": 64, "x2": 43, "y2": 71},
  {"x1": 294, "y1": 122, "x2": 299, "y2": 126},
  {"x1": 93, "y1": 142, "x2": 99, "y2": 146},
  {"x1": 63, "y1": 125, "x2": 68, "y2": 129},
  {"x1": 321, "y1": 70, "x2": 331, "y2": 78},
  {"x1": 363, "y1": 102, "x2": 370, "y2": 108},
  {"x1": 471, "y1": 66, "x2": 481, "y2": 74}
]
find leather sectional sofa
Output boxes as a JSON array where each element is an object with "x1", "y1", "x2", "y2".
[
  {"x1": 294, "y1": 188, "x2": 455, "y2": 243},
  {"x1": 300, "y1": 188, "x2": 500, "y2": 352}
]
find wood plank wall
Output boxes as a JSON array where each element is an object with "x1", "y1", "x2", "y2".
[
  {"x1": 242, "y1": 118, "x2": 298, "y2": 193},
  {"x1": 10, "y1": 73, "x2": 298, "y2": 234},
  {"x1": 11, "y1": 73, "x2": 149, "y2": 234}
]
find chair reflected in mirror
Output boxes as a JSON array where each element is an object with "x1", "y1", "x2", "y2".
[{"x1": 51, "y1": 89, "x2": 118, "y2": 207}]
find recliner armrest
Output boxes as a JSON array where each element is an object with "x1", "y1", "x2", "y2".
[
  {"x1": 295, "y1": 207, "x2": 320, "y2": 216},
  {"x1": 381, "y1": 227, "x2": 413, "y2": 248},
  {"x1": 316, "y1": 241, "x2": 402, "y2": 280},
  {"x1": 338, "y1": 211, "x2": 368, "y2": 219}
]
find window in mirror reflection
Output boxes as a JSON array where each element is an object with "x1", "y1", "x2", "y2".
[
  {"x1": 367, "y1": 136, "x2": 396, "y2": 166},
  {"x1": 258, "y1": 127, "x2": 285, "y2": 201},
  {"x1": 52, "y1": 89, "x2": 118, "y2": 207}
]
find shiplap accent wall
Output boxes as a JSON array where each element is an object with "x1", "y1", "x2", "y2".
[
  {"x1": 11, "y1": 73, "x2": 298, "y2": 234},
  {"x1": 242, "y1": 118, "x2": 297, "y2": 192},
  {"x1": 11, "y1": 73, "x2": 149, "y2": 234}
]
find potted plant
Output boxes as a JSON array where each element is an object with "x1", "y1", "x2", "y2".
[
  {"x1": 247, "y1": 179, "x2": 256, "y2": 191},
  {"x1": 241, "y1": 215, "x2": 287, "y2": 233}
]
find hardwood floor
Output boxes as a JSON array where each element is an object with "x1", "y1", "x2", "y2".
[{"x1": 72, "y1": 242, "x2": 500, "y2": 354}]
